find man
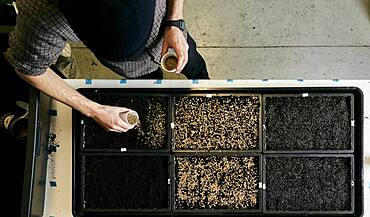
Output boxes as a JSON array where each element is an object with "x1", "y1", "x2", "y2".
[{"x1": 5, "y1": 0, "x2": 209, "y2": 132}]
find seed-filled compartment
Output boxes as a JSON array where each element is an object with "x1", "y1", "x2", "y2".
[
  {"x1": 82, "y1": 154, "x2": 169, "y2": 211},
  {"x1": 264, "y1": 95, "x2": 353, "y2": 151},
  {"x1": 174, "y1": 95, "x2": 260, "y2": 151},
  {"x1": 175, "y1": 156, "x2": 260, "y2": 210},
  {"x1": 265, "y1": 156, "x2": 353, "y2": 212},
  {"x1": 81, "y1": 92, "x2": 168, "y2": 150}
]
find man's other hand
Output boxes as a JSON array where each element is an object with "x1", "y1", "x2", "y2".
[{"x1": 161, "y1": 26, "x2": 189, "y2": 74}]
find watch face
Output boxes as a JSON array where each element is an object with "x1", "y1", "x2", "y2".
[
  {"x1": 180, "y1": 21, "x2": 186, "y2": 30},
  {"x1": 179, "y1": 20, "x2": 186, "y2": 31},
  {"x1": 167, "y1": 20, "x2": 186, "y2": 31}
]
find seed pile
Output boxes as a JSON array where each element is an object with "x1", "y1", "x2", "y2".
[
  {"x1": 165, "y1": 56, "x2": 177, "y2": 71},
  {"x1": 175, "y1": 96, "x2": 260, "y2": 150},
  {"x1": 265, "y1": 96, "x2": 352, "y2": 150},
  {"x1": 175, "y1": 156, "x2": 259, "y2": 209},
  {"x1": 82, "y1": 93, "x2": 167, "y2": 150},
  {"x1": 127, "y1": 112, "x2": 139, "y2": 125},
  {"x1": 266, "y1": 157, "x2": 352, "y2": 211}
]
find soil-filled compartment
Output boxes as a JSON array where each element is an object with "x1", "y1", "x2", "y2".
[
  {"x1": 80, "y1": 91, "x2": 169, "y2": 150},
  {"x1": 264, "y1": 94, "x2": 353, "y2": 151},
  {"x1": 174, "y1": 155, "x2": 260, "y2": 211},
  {"x1": 174, "y1": 95, "x2": 261, "y2": 151},
  {"x1": 82, "y1": 154, "x2": 170, "y2": 211},
  {"x1": 264, "y1": 155, "x2": 353, "y2": 213}
]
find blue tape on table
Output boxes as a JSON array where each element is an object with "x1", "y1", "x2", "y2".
[
  {"x1": 192, "y1": 79, "x2": 199, "y2": 84},
  {"x1": 262, "y1": 79, "x2": 269, "y2": 82},
  {"x1": 154, "y1": 80, "x2": 162, "y2": 84},
  {"x1": 332, "y1": 79, "x2": 340, "y2": 82},
  {"x1": 85, "y1": 79, "x2": 92, "y2": 85},
  {"x1": 49, "y1": 181, "x2": 57, "y2": 187},
  {"x1": 297, "y1": 79, "x2": 304, "y2": 82},
  {"x1": 48, "y1": 109, "x2": 57, "y2": 116},
  {"x1": 227, "y1": 79, "x2": 234, "y2": 83},
  {"x1": 120, "y1": 79, "x2": 127, "y2": 84}
]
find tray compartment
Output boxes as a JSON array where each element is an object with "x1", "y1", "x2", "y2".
[
  {"x1": 81, "y1": 154, "x2": 170, "y2": 212},
  {"x1": 263, "y1": 154, "x2": 354, "y2": 214},
  {"x1": 173, "y1": 153, "x2": 261, "y2": 212},
  {"x1": 174, "y1": 94, "x2": 261, "y2": 151},
  {"x1": 80, "y1": 91, "x2": 169, "y2": 151},
  {"x1": 263, "y1": 94, "x2": 354, "y2": 152}
]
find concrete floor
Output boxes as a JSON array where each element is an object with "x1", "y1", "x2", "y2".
[{"x1": 68, "y1": 0, "x2": 370, "y2": 79}]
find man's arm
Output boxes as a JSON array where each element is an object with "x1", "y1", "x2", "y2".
[
  {"x1": 167, "y1": 0, "x2": 184, "y2": 20},
  {"x1": 17, "y1": 68, "x2": 131, "y2": 132},
  {"x1": 161, "y1": 0, "x2": 189, "y2": 73}
]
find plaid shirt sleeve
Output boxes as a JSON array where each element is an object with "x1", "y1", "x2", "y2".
[{"x1": 4, "y1": 0, "x2": 73, "y2": 76}]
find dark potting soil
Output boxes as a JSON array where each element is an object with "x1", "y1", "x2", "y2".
[
  {"x1": 265, "y1": 157, "x2": 352, "y2": 211},
  {"x1": 175, "y1": 156, "x2": 259, "y2": 209},
  {"x1": 83, "y1": 155, "x2": 169, "y2": 210},
  {"x1": 175, "y1": 96, "x2": 260, "y2": 150},
  {"x1": 265, "y1": 96, "x2": 352, "y2": 151},
  {"x1": 82, "y1": 92, "x2": 168, "y2": 150}
]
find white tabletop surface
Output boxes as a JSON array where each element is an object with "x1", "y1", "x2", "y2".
[{"x1": 42, "y1": 79, "x2": 370, "y2": 217}]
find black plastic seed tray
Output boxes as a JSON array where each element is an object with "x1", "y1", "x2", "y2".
[
  {"x1": 172, "y1": 153, "x2": 262, "y2": 214},
  {"x1": 263, "y1": 93, "x2": 354, "y2": 153},
  {"x1": 172, "y1": 93, "x2": 262, "y2": 153},
  {"x1": 68, "y1": 87, "x2": 363, "y2": 217},
  {"x1": 75, "y1": 89, "x2": 171, "y2": 152},
  {"x1": 263, "y1": 154, "x2": 355, "y2": 215}
]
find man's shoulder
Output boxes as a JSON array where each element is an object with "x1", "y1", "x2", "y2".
[{"x1": 15, "y1": 0, "x2": 78, "y2": 41}]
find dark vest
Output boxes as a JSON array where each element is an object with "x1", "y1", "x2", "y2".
[{"x1": 58, "y1": 0, "x2": 156, "y2": 61}]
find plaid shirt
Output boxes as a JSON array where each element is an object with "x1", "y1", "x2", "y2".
[{"x1": 5, "y1": 0, "x2": 168, "y2": 78}]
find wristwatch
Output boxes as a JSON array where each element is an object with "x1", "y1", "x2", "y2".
[{"x1": 166, "y1": 19, "x2": 186, "y2": 31}]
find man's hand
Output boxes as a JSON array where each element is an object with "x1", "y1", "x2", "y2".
[
  {"x1": 92, "y1": 105, "x2": 132, "y2": 132},
  {"x1": 161, "y1": 27, "x2": 189, "y2": 74}
]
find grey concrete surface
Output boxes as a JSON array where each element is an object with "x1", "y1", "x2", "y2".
[{"x1": 68, "y1": 0, "x2": 370, "y2": 79}]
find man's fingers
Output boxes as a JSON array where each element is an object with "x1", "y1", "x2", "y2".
[
  {"x1": 176, "y1": 54, "x2": 185, "y2": 74},
  {"x1": 108, "y1": 128, "x2": 122, "y2": 133},
  {"x1": 118, "y1": 120, "x2": 129, "y2": 130},
  {"x1": 109, "y1": 110, "x2": 131, "y2": 133},
  {"x1": 180, "y1": 51, "x2": 188, "y2": 72},
  {"x1": 118, "y1": 107, "x2": 131, "y2": 114},
  {"x1": 174, "y1": 42, "x2": 189, "y2": 73},
  {"x1": 161, "y1": 42, "x2": 169, "y2": 57},
  {"x1": 176, "y1": 48, "x2": 189, "y2": 73},
  {"x1": 109, "y1": 124, "x2": 128, "y2": 133}
]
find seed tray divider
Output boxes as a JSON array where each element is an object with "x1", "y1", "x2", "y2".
[
  {"x1": 80, "y1": 148, "x2": 170, "y2": 153},
  {"x1": 170, "y1": 94, "x2": 175, "y2": 152},
  {"x1": 169, "y1": 151, "x2": 175, "y2": 213},
  {"x1": 262, "y1": 149, "x2": 355, "y2": 155},
  {"x1": 168, "y1": 94, "x2": 174, "y2": 153},
  {"x1": 172, "y1": 93, "x2": 262, "y2": 152},
  {"x1": 172, "y1": 153, "x2": 262, "y2": 214},
  {"x1": 262, "y1": 93, "x2": 355, "y2": 153},
  {"x1": 262, "y1": 154, "x2": 355, "y2": 215},
  {"x1": 79, "y1": 153, "x2": 171, "y2": 214}
]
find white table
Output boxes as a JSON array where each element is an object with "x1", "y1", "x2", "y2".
[{"x1": 42, "y1": 79, "x2": 370, "y2": 217}]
